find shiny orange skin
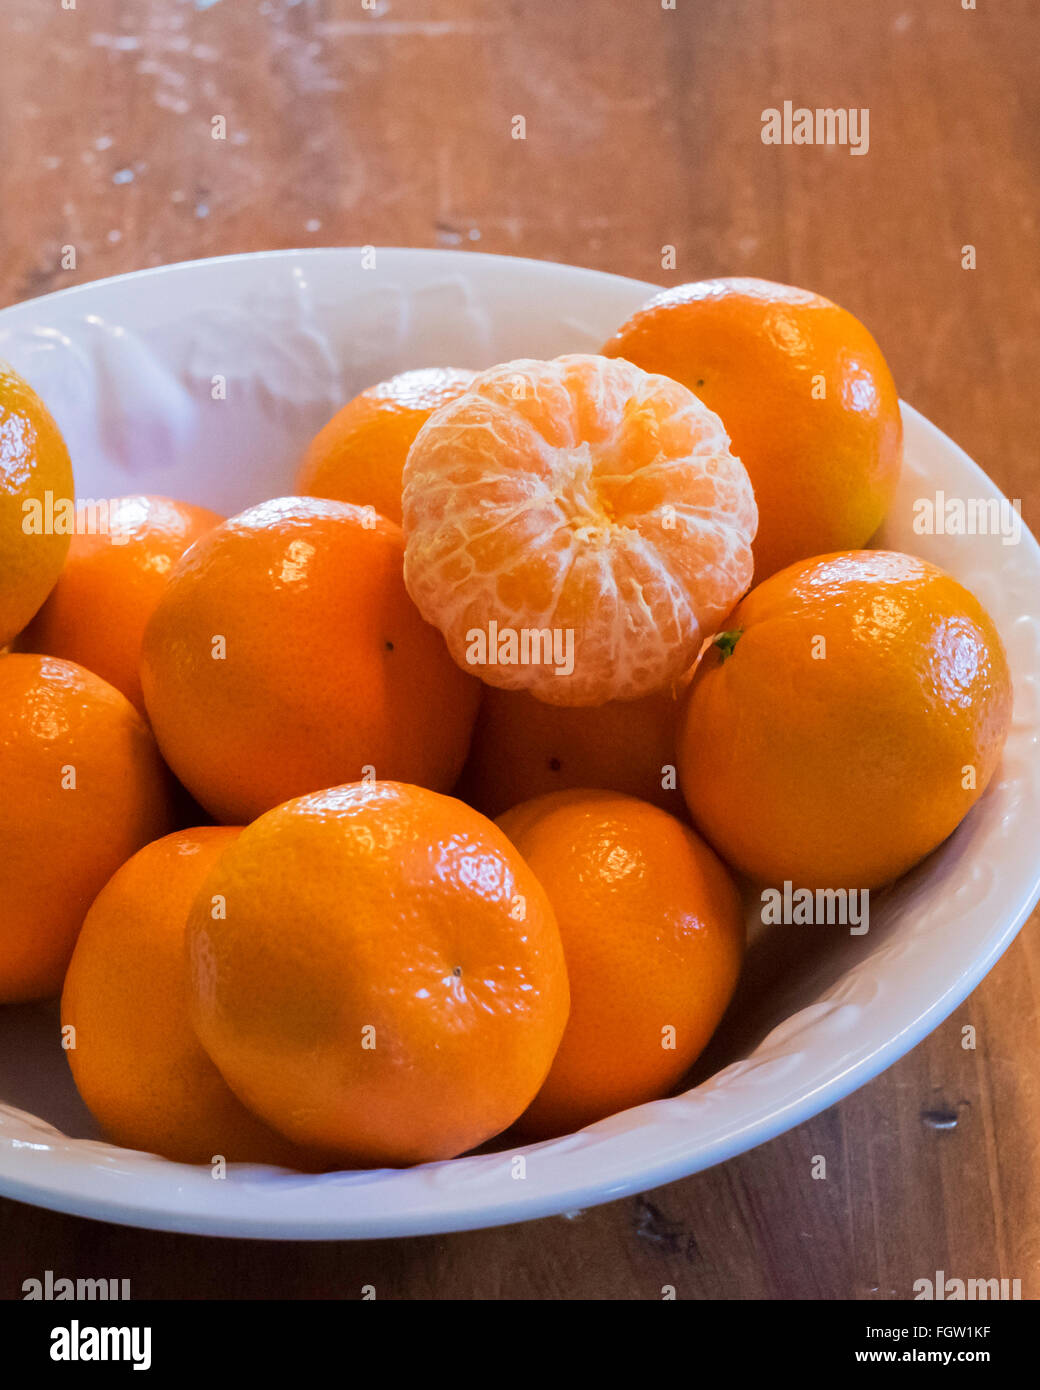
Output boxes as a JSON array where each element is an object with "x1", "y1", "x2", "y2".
[
  {"x1": 21, "y1": 495, "x2": 223, "y2": 714},
  {"x1": 603, "y1": 277, "x2": 903, "y2": 580},
  {"x1": 0, "y1": 363, "x2": 74, "y2": 646},
  {"x1": 62, "y1": 828, "x2": 317, "y2": 1167},
  {"x1": 456, "y1": 677, "x2": 691, "y2": 819},
  {"x1": 498, "y1": 790, "x2": 744, "y2": 1139},
  {"x1": 185, "y1": 781, "x2": 570, "y2": 1166},
  {"x1": 677, "y1": 551, "x2": 1013, "y2": 891},
  {"x1": 140, "y1": 497, "x2": 481, "y2": 825},
  {"x1": 0, "y1": 654, "x2": 175, "y2": 1002},
  {"x1": 296, "y1": 367, "x2": 476, "y2": 525}
]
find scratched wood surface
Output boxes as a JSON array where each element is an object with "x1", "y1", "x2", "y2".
[{"x1": 1, "y1": 0, "x2": 1038, "y2": 1300}]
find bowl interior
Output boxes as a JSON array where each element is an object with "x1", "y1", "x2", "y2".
[{"x1": 1, "y1": 248, "x2": 1038, "y2": 1238}]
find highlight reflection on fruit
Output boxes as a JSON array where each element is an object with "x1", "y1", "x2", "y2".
[{"x1": 0, "y1": 273, "x2": 1017, "y2": 1171}]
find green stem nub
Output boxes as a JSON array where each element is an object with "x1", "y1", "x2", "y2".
[{"x1": 714, "y1": 629, "x2": 743, "y2": 662}]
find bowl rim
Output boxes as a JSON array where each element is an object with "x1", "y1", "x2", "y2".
[
  {"x1": 1, "y1": 246, "x2": 1037, "y2": 1239},
  {"x1": 2, "y1": 243, "x2": 638, "y2": 314}
]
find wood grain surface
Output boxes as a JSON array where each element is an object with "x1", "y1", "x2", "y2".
[{"x1": 1, "y1": 0, "x2": 1038, "y2": 1300}]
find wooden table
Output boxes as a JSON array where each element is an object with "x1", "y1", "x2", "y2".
[{"x1": 1, "y1": 0, "x2": 1037, "y2": 1300}]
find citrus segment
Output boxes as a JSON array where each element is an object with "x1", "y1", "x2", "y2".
[{"x1": 402, "y1": 354, "x2": 757, "y2": 705}]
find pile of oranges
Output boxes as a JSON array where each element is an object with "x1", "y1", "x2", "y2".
[{"x1": 0, "y1": 276, "x2": 1012, "y2": 1170}]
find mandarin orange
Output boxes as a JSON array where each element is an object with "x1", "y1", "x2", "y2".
[
  {"x1": 296, "y1": 367, "x2": 475, "y2": 524},
  {"x1": 140, "y1": 497, "x2": 481, "y2": 824},
  {"x1": 185, "y1": 781, "x2": 569, "y2": 1166},
  {"x1": 676, "y1": 550, "x2": 1013, "y2": 890},
  {"x1": 456, "y1": 675, "x2": 691, "y2": 819},
  {"x1": 0, "y1": 653, "x2": 175, "y2": 1001},
  {"x1": 497, "y1": 790, "x2": 743, "y2": 1138},
  {"x1": 21, "y1": 494, "x2": 222, "y2": 713},
  {"x1": 603, "y1": 278, "x2": 902, "y2": 580},
  {"x1": 402, "y1": 354, "x2": 756, "y2": 705},
  {"x1": 62, "y1": 827, "x2": 317, "y2": 1167},
  {"x1": 0, "y1": 363, "x2": 74, "y2": 646}
]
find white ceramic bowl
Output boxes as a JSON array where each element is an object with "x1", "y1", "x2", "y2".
[{"x1": 0, "y1": 248, "x2": 1037, "y2": 1239}]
